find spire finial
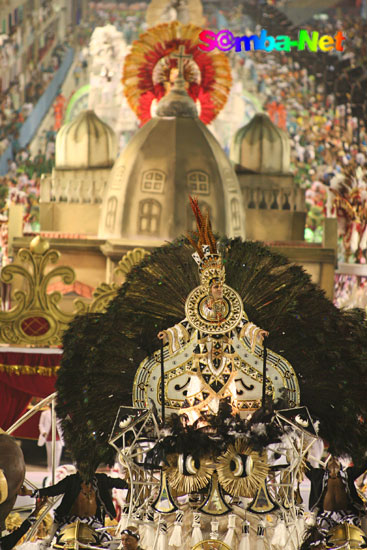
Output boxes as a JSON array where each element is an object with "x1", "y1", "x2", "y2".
[{"x1": 172, "y1": 45, "x2": 191, "y2": 80}]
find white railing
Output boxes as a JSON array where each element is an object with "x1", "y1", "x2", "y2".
[{"x1": 40, "y1": 175, "x2": 107, "y2": 204}]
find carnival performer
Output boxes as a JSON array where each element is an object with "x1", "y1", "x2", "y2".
[
  {"x1": 119, "y1": 528, "x2": 141, "y2": 550},
  {"x1": 23, "y1": 468, "x2": 128, "y2": 545},
  {"x1": 158, "y1": 198, "x2": 268, "y2": 422},
  {"x1": 305, "y1": 455, "x2": 367, "y2": 530}
]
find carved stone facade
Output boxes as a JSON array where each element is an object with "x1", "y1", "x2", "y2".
[{"x1": 32, "y1": 103, "x2": 336, "y2": 301}]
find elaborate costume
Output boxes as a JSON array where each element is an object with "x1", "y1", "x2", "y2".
[
  {"x1": 55, "y1": 195, "x2": 367, "y2": 549},
  {"x1": 305, "y1": 457, "x2": 367, "y2": 530},
  {"x1": 161, "y1": 250, "x2": 267, "y2": 420},
  {"x1": 34, "y1": 472, "x2": 128, "y2": 543},
  {"x1": 156, "y1": 198, "x2": 289, "y2": 422},
  {"x1": 134, "y1": 199, "x2": 299, "y2": 421}
]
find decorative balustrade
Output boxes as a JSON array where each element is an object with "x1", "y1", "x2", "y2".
[
  {"x1": 40, "y1": 170, "x2": 109, "y2": 204},
  {"x1": 242, "y1": 186, "x2": 305, "y2": 212}
]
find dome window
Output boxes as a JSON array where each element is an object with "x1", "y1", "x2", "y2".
[
  {"x1": 105, "y1": 196, "x2": 118, "y2": 230},
  {"x1": 138, "y1": 199, "x2": 161, "y2": 235},
  {"x1": 187, "y1": 171, "x2": 209, "y2": 195},
  {"x1": 141, "y1": 170, "x2": 166, "y2": 194}
]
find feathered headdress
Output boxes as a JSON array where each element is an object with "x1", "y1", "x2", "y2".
[
  {"x1": 122, "y1": 22, "x2": 232, "y2": 125},
  {"x1": 187, "y1": 196, "x2": 225, "y2": 291}
]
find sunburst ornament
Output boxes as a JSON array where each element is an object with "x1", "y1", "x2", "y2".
[
  {"x1": 165, "y1": 452, "x2": 212, "y2": 495},
  {"x1": 122, "y1": 21, "x2": 232, "y2": 125},
  {"x1": 216, "y1": 440, "x2": 269, "y2": 497}
]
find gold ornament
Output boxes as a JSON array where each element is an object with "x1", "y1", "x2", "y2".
[
  {"x1": 152, "y1": 471, "x2": 178, "y2": 514},
  {"x1": 30, "y1": 235, "x2": 50, "y2": 255},
  {"x1": 191, "y1": 541, "x2": 232, "y2": 550},
  {"x1": 0, "y1": 468, "x2": 8, "y2": 503},
  {"x1": 217, "y1": 440, "x2": 269, "y2": 497},
  {"x1": 198, "y1": 472, "x2": 231, "y2": 516},
  {"x1": 0, "y1": 242, "x2": 147, "y2": 346},
  {"x1": 5, "y1": 511, "x2": 22, "y2": 531},
  {"x1": 114, "y1": 248, "x2": 150, "y2": 278},
  {"x1": 166, "y1": 453, "x2": 211, "y2": 495},
  {"x1": 197, "y1": 254, "x2": 226, "y2": 292},
  {"x1": 326, "y1": 523, "x2": 367, "y2": 549},
  {"x1": 185, "y1": 284, "x2": 245, "y2": 334},
  {"x1": 248, "y1": 479, "x2": 278, "y2": 514},
  {"x1": 56, "y1": 520, "x2": 99, "y2": 549}
]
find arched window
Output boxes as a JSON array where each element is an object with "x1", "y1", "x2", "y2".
[
  {"x1": 187, "y1": 171, "x2": 210, "y2": 195},
  {"x1": 141, "y1": 170, "x2": 166, "y2": 194},
  {"x1": 187, "y1": 201, "x2": 211, "y2": 231},
  {"x1": 231, "y1": 198, "x2": 241, "y2": 230},
  {"x1": 105, "y1": 196, "x2": 117, "y2": 230},
  {"x1": 138, "y1": 199, "x2": 161, "y2": 235}
]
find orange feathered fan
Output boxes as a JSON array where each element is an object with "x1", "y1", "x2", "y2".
[{"x1": 122, "y1": 22, "x2": 232, "y2": 126}]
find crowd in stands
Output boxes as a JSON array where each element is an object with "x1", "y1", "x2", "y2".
[
  {"x1": 88, "y1": 2, "x2": 147, "y2": 43},
  {"x1": 0, "y1": 140, "x2": 55, "y2": 230},
  {"x1": 0, "y1": 3, "x2": 148, "y2": 265},
  {"x1": 0, "y1": 43, "x2": 70, "y2": 160},
  {"x1": 220, "y1": 6, "x2": 367, "y2": 247}
]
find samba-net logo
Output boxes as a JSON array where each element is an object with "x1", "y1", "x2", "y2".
[{"x1": 198, "y1": 29, "x2": 346, "y2": 53}]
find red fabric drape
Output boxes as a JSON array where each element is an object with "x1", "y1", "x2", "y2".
[
  {"x1": 0, "y1": 351, "x2": 61, "y2": 369},
  {"x1": 0, "y1": 381, "x2": 31, "y2": 431},
  {"x1": 0, "y1": 372, "x2": 57, "y2": 431},
  {"x1": 0, "y1": 350, "x2": 61, "y2": 432}
]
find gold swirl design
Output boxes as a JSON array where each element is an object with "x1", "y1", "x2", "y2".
[{"x1": 0, "y1": 238, "x2": 144, "y2": 347}]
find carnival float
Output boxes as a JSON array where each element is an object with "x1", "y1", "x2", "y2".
[
  {"x1": 2, "y1": 195, "x2": 367, "y2": 550},
  {"x1": 30, "y1": 198, "x2": 365, "y2": 550},
  {"x1": 2, "y1": 7, "x2": 367, "y2": 550}
]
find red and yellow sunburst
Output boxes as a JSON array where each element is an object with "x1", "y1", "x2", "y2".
[{"x1": 122, "y1": 21, "x2": 232, "y2": 125}]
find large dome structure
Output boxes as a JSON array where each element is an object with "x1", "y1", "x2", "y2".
[
  {"x1": 40, "y1": 110, "x2": 118, "y2": 236},
  {"x1": 55, "y1": 110, "x2": 117, "y2": 170},
  {"x1": 230, "y1": 112, "x2": 290, "y2": 174},
  {"x1": 230, "y1": 113, "x2": 305, "y2": 243},
  {"x1": 98, "y1": 73, "x2": 245, "y2": 243}
]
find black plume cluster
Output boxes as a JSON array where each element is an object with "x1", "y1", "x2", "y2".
[{"x1": 145, "y1": 401, "x2": 284, "y2": 470}]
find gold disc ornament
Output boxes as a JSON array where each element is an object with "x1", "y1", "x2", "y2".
[
  {"x1": 192, "y1": 541, "x2": 232, "y2": 550},
  {"x1": 166, "y1": 453, "x2": 212, "y2": 495},
  {"x1": 185, "y1": 284, "x2": 244, "y2": 334},
  {"x1": 217, "y1": 439, "x2": 269, "y2": 497}
]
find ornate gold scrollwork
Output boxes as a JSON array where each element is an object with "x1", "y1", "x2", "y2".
[
  {"x1": 0, "y1": 238, "x2": 149, "y2": 347},
  {"x1": 114, "y1": 248, "x2": 150, "y2": 278},
  {"x1": 0, "y1": 237, "x2": 76, "y2": 346}
]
